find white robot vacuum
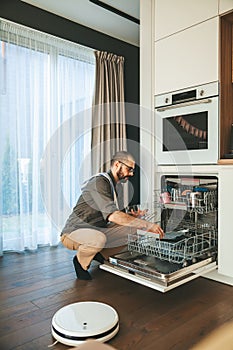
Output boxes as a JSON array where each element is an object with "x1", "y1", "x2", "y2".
[{"x1": 51, "y1": 301, "x2": 119, "y2": 346}]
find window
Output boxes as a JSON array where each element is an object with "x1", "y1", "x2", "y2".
[{"x1": 0, "y1": 19, "x2": 95, "y2": 253}]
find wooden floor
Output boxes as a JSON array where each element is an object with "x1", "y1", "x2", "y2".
[{"x1": 0, "y1": 244, "x2": 233, "y2": 350}]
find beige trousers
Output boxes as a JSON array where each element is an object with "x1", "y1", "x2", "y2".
[{"x1": 61, "y1": 224, "x2": 134, "y2": 270}]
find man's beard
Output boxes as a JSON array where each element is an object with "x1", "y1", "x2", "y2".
[{"x1": 117, "y1": 166, "x2": 128, "y2": 183}]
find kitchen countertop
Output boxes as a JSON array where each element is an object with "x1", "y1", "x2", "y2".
[{"x1": 218, "y1": 159, "x2": 233, "y2": 165}]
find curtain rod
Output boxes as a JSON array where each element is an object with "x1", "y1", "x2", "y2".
[{"x1": 89, "y1": 0, "x2": 140, "y2": 25}]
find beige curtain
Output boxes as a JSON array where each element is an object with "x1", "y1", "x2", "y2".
[{"x1": 91, "y1": 51, "x2": 127, "y2": 173}]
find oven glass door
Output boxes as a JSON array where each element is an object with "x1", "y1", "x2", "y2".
[
  {"x1": 155, "y1": 97, "x2": 219, "y2": 165},
  {"x1": 163, "y1": 111, "x2": 208, "y2": 151}
]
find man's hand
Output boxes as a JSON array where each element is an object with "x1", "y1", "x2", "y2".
[
  {"x1": 146, "y1": 223, "x2": 165, "y2": 239},
  {"x1": 129, "y1": 208, "x2": 148, "y2": 219}
]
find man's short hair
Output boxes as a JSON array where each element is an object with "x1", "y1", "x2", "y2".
[{"x1": 111, "y1": 151, "x2": 135, "y2": 166}]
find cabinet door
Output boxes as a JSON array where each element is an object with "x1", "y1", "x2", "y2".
[
  {"x1": 219, "y1": 0, "x2": 233, "y2": 15},
  {"x1": 154, "y1": 17, "x2": 219, "y2": 95},
  {"x1": 218, "y1": 166, "x2": 233, "y2": 278},
  {"x1": 155, "y1": 0, "x2": 218, "y2": 40}
]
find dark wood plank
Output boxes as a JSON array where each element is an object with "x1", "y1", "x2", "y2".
[{"x1": 220, "y1": 14, "x2": 233, "y2": 158}]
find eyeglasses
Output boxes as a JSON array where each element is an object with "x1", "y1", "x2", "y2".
[{"x1": 119, "y1": 161, "x2": 135, "y2": 174}]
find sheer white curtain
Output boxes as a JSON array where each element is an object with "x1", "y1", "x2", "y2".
[{"x1": 0, "y1": 18, "x2": 95, "y2": 253}]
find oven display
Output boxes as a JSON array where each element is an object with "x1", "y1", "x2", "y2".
[{"x1": 163, "y1": 111, "x2": 208, "y2": 151}]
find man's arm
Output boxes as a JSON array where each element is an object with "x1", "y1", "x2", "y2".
[{"x1": 108, "y1": 210, "x2": 164, "y2": 238}]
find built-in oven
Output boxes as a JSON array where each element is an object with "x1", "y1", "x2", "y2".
[
  {"x1": 154, "y1": 82, "x2": 219, "y2": 165},
  {"x1": 100, "y1": 175, "x2": 218, "y2": 293}
]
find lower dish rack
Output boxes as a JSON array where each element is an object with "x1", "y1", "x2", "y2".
[{"x1": 128, "y1": 230, "x2": 217, "y2": 265}]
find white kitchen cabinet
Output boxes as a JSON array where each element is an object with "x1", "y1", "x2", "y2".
[
  {"x1": 155, "y1": 0, "x2": 218, "y2": 40},
  {"x1": 219, "y1": 0, "x2": 233, "y2": 15},
  {"x1": 218, "y1": 165, "x2": 233, "y2": 277},
  {"x1": 154, "y1": 17, "x2": 219, "y2": 95},
  {"x1": 140, "y1": 0, "x2": 155, "y2": 209}
]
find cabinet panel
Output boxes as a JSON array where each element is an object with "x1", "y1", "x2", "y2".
[
  {"x1": 219, "y1": 0, "x2": 233, "y2": 15},
  {"x1": 154, "y1": 17, "x2": 219, "y2": 95},
  {"x1": 218, "y1": 166, "x2": 233, "y2": 278},
  {"x1": 155, "y1": 0, "x2": 218, "y2": 40}
]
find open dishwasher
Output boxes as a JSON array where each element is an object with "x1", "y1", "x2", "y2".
[{"x1": 100, "y1": 175, "x2": 218, "y2": 292}]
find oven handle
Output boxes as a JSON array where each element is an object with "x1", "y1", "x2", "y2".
[{"x1": 156, "y1": 98, "x2": 212, "y2": 112}]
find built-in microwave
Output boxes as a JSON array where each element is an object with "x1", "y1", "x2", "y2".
[{"x1": 154, "y1": 82, "x2": 219, "y2": 165}]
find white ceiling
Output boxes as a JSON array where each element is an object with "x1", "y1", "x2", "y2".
[{"x1": 20, "y1": 0, "x2": 140, "y2": 46}]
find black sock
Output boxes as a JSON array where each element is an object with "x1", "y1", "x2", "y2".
[
  {"x1": 73, "y1": 256, "x2": 92, "y2": 280},
  {"x1": 93, "y1": 252, "x2": 105, "y2": 264}
]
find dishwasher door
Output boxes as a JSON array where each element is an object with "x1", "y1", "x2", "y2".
[{"x1": 99, "y1": 251, "x2": 217, "y2": 293}]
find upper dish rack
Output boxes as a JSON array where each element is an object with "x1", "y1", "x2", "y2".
[{"x1": 154, "y1": 189, "x2": 218, "y2": 215}]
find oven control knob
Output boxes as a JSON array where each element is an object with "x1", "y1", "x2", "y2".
[
  {"x1": 200, "y1": 89, "x2": 204, "y2": 96},
  {"x1": 165, "y1": 97, "x2": 169, "y2": 104}
]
